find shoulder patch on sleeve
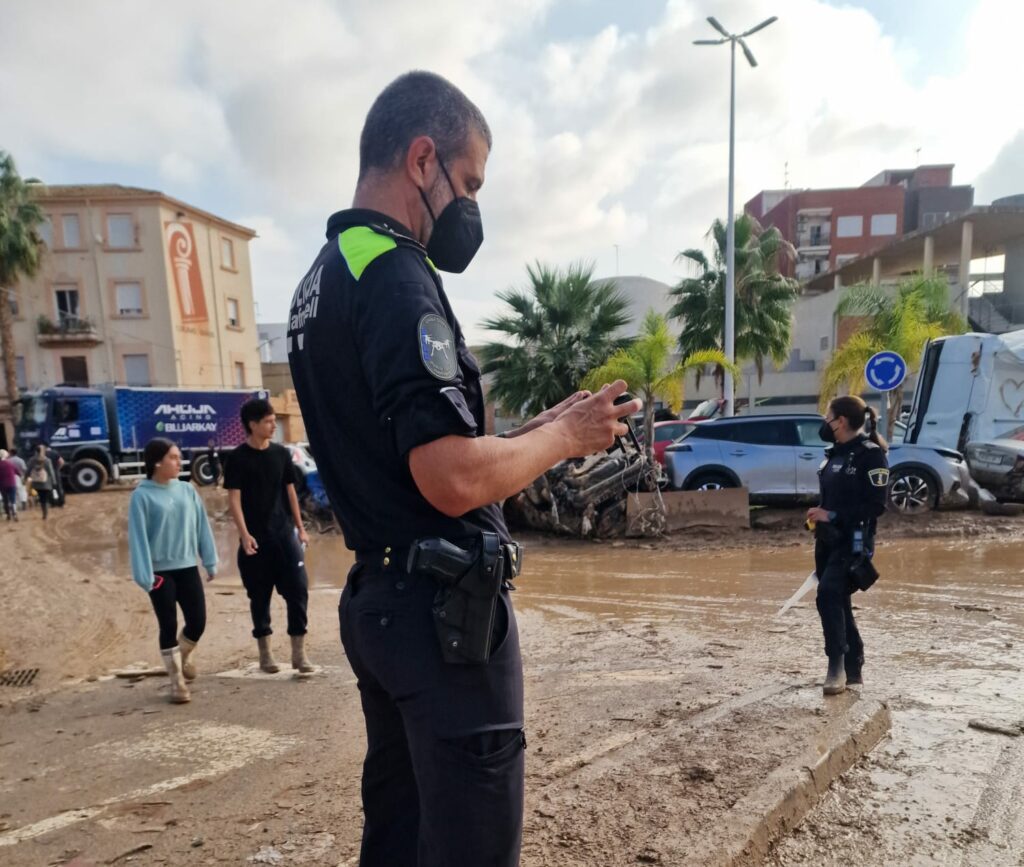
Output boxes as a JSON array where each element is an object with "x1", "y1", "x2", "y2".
[
  {"x1": 868, "y1": 467, "x2": 890, "y2": 487},
  {"x1": 418, "y1": 313, "x2": 458, "y2": 380}
]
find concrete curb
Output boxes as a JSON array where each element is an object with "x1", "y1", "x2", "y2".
[
  {"x1": 692, "y1": 691, "x2": 892, "y2": 867},
  {"x1": 716, "y1": 695, "x2": 892, "y2": 866}
]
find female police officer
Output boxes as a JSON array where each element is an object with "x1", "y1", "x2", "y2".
[{"x1": 806, "y1": 395, "x2": 889, "y2": 695}]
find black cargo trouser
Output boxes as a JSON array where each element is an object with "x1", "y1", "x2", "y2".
[
  {"x1": 237, "y1": 529, "x2": 309, "y2": 638},
  {"x1": 340, "y1": 560, "x2": 525, "y2": 867},
  {"x1": 814, "y1": 540, "x2": 864, "y2": 672}
]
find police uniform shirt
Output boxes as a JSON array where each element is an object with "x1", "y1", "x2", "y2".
[
  {"x1": 819, "y1": 434, "x2": 890, "y2": 529},
  {"x1": 286, "y1": 208, "x2": 510, "y2": 551}
]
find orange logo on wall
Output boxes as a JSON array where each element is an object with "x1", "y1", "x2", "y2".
[{"x1": 165, "y1": 221, "x2": 208, "y2": 323}]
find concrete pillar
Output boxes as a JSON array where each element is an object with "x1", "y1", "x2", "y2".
[
  {"x1": 959, "y1": 220, "x2": 973, "y2": 319},
  {"x1": 923, "y1": 235, "x2": 935, "y2": 277},
  {"x1": 1005, "y1": 237, "x2": 1024, "y2": 316},
  {"x1": 871, "y1": 257, "x2": 881, "y2": 286},
  {"x1": 833, "y1": 273, "x2": 842, "y2": 292}
]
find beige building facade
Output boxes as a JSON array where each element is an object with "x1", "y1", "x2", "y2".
[{"x1": 4, "y1": 184, "x2": 261, "y2": 412}]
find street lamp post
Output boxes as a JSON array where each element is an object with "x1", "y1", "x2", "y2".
[{"x1": 695, "y1": 15, "x2": 776, "y2": 417}]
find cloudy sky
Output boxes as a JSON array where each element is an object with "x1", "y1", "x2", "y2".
[{"x1": 3, "y1": 0, "x2": 1024, "y2": 342}]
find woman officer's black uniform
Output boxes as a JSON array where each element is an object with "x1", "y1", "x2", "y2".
[{"x1": 814, "y1": 410, "x2": 889, "y2": 694}]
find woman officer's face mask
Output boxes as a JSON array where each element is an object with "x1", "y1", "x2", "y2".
[
  {"x1": 819, "y1": 418, "x2": 840, "y2": 443},
  {"x1": 419, "y1": 155, "x2": 484, "y2": 274}
]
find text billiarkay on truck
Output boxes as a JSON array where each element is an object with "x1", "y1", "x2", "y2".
[{"x1": 13, "y1": 385, "x2": 268, "y2": 493}]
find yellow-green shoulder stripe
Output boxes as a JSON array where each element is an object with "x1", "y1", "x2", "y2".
[{"x1": 338, "y1": 226, "x2": 398, "y2": 280}]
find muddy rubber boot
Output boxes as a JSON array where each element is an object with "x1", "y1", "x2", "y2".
[
  {"x1": 161, "y1": 647, "x2": 192, "y2": 704},
  {"x1": 823, "y1": 655, "x2": 847, "y2": 696},
  {"x1": 257, "y1": 636, "x2": 281, "y2": 674},
  {"x1": 178, "y1": 632, "x2": 198, "y2": 681},
  {"x1": 290, "y1": 634, "x2": 315, "y2": 674}
]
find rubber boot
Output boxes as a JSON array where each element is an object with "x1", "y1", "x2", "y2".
[
  {"x1": 161, "y1": 647, "x2": 191, "y2": 704},
  {"x1": 823, "y1": 655, "x2": 847, "y2": 696},
  {"x1": 178, "y1": 632, "x2": 198, "y2": 681},
  {"x1": 290, "y1": 634, "x2": 315, "y2": 674},
  {"x1": 257, "y1": 636, "x2": 281, "y2": 673}
]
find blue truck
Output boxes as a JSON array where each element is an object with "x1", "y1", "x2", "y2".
[{"x1": 13, "y1": 385, "x2": 268, "y2": 493}]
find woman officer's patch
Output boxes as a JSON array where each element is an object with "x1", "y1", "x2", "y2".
[
  {"x1": 868, "y1": 468, "x2": 890, "y2": 487},
  {"x1": 418, "y1": 313, "x2": 458, "y2": 380}
]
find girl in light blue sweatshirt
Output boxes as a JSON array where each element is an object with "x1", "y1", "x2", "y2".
[{"x1": 129, "y1": 438, "x2": 218, "y2": 703}]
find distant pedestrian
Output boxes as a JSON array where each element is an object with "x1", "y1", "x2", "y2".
[
  {"x1": 806, "y1": 396, "x2": 889, "y2": 695},
  {"x1": 45, "y1": 445, "x2": 66, "y2": 507},
  {"x1": 8, "y1": 452, "x2": 28, "y2": 512},
  {"x1": 26, "y1": 445, "x2": 57, "y2": 520},
  {"x1": 0, "y1": 450, "x2": 19, "y2": 522},
  {"x1": 128, "y1": 438, "x2": 218, "y2": 704},
  {"x1": 206, "y1": 440, "x2": 223, "y2": 488},
  {"x1": 224, "y1": 398, "x2": 314, "y2": 675}
]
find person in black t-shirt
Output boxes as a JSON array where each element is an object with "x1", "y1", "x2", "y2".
[{"x1": 223, "y1": 398, "x2": 314, "y2": 675}]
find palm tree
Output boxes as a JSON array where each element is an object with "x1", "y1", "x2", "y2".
[
  {"x1": 581, "y1": 311, "x2": 736, "y2": 464},
  {"x1": 0, "y1": 152, "x2": 45, "y2": 415},
  {"x1": 478, "y1": 261, "x2": 632, "y2": 417},
  {"x1": 669, "y1": 214, "x2": 799, "y2": 389},
  {"x1": 820, "y1": 274, "x2": 967, "y2": 438}
]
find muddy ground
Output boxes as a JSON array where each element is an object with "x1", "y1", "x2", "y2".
[{"x1": 1, "y1": 490, "x2": 1023, "y2": 865}]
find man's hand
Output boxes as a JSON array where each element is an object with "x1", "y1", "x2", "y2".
[
  {"x1": 532, "y1": 390, "x2": 591, "y2": 427},
  {"x1": 806, "y1": 507, "x2": 831, "y2": 523},
  {"x1": 241, "y1": 533, "x2": 259, "y2": 556},
  {"x1": 297, "y1": 526, "x2": 310, "y2": 548},
  {"x1": 550, "y1": 381, "x2": 642, "y2": 457}
]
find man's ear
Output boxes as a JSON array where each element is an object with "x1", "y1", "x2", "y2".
[{"x1": 406, "y1": 136, "x2": 436, "y2": 189}]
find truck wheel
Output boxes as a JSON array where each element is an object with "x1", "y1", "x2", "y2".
[
  {"x1": 70, "y1": 459, "x2": 108, "y2": 494},
  {"x1": 190, "y1": 454, "x2": 217, "y2": 487},
  {"x1": 888, "y1": 468, "x2": 937, "y2": 515}
]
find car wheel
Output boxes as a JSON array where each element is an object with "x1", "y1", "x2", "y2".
[
  {"x1": 70, "y1": 458, "x2": 108, "y2": 494},
  {"x1": 685, "y1": 472, "x2": 737, "y2": 492},
  {"x1": 888, "y1": 469, "x2": 937, "y2": 514}
]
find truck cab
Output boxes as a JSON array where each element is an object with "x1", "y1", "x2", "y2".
[{"x1": 14, "y1": 387, "x2": 113, "y2": 492}]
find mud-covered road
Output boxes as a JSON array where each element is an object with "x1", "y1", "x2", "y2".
[{"x1": 1, "y1": 490, "x2": 1023, "y2": 865}]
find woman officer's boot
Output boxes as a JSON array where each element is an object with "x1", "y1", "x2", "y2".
[{"x1": 823, "y1": 655, "x2": 847, "y2": 695}]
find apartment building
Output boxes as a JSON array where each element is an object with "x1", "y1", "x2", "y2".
[
  {"x1": 746, "y1": 165, "x2": 974, "y2": 284},
  {"x1": 4, "y1": 184, "x2": 261, "y2": 410}
]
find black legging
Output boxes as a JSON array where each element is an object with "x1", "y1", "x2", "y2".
[
  {"x1": 36, "y1": 488, "x2": 51, "y2": 519},
  {"x1": 149, "y1": 566, "x2": 207, "y2": 650}
]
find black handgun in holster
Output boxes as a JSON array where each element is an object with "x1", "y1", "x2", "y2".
[{"x1": 406, "y1": 532, "x2": 505, "y2": 665}]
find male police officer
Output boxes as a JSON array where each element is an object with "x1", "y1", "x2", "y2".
[{"x1": 287, "y1": 71, "x2": 641, "y2": 867}]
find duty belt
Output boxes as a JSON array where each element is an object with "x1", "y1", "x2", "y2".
[{"x1": 355, "y1": 539, "x2": 523, "y2": 579}]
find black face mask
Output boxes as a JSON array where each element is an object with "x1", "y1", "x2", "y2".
[
  {"x1": 420, "y1": 156, "x2": 484, "y2": 274},
  {"x1": 819, "y1": 420, "x2": 838, "y2": 443}
]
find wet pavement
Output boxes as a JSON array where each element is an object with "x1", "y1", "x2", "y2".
[{"x1": 3, "y1": 491, "x2": 1024, "y2": 864}]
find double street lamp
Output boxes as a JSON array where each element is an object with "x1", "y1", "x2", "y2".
[{"x1": 695, "y1": 15, "x2": 777, "y2": 417}]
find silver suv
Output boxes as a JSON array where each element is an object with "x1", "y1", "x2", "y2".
[{"x1": 663, "y1": 413, "x2": 972, "y2": 513}]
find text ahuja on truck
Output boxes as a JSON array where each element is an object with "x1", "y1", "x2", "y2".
[{"x1": 13, "y1": 385, "x2": 268, "y2": 493}]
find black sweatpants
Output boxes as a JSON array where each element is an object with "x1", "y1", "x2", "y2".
[
  {"x1": 814, "y1": 541, "x2": 864, "y2": 671},
  {"x1": 340, "y1": 561, "x2": 525, "y2": 867},
  {"x1": 237, "y1": 530, "x2": 308, "y2": 638},
  {"x1": 149, "y1": 566, "x2": 207, "y2": 650},
  {"x1": 1, "y1": 487, "x2": 16, "y2": 519},
  {"x1": 36, "y1": 488, "x2": 50, "y2": 519}
]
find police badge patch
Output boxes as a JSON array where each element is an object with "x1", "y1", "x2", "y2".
[
  {"x1": 418, "y1": 313, "x2": 458, "y2": 380},
  {"x1": 868, "y1": 468, "x2": 890, "y2": 487}
]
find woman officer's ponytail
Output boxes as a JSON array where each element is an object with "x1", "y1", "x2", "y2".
[
  {"x1": 828, "y1": 395, "x2": 889, "y2": 453},
  {"x1": 863, "y1": 405, "x2": 889, "y2": 453}
]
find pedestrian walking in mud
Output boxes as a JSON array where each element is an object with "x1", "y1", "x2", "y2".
[
  {"x1": 128, "y1": 438, "x2": 218, "y2": 704},
  {"x1": 26, "y1": 445, "x2": 57, "y2": 519},
  {"x1": 286, "y1": 70, "x2": 641, "y2": 867},
  {"x1": 806, "y1": 395, "x2": 889, "y2": 695},
  {"x1": 0, "y1": 450, "x2": 19, "y2": 522},
  {"x1": 8, "y1": 450, "x2": 28, "y2": 513},
  {"x1": 223, "y1": 398, "x2": 314, "y2": 675}
]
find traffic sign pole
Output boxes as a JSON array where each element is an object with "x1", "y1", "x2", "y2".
[{"x1": 863, "y1": 350, "x2": 908, "y2": 440}]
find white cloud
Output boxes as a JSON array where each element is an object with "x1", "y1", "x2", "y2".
[{"x1": 2, "y1": 0, "x2": 1023, "y2": 344}]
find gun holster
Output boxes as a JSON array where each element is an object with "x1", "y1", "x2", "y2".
[
  {"x1": 406, "y1": 532, "x2": 507, "y2": 665},
  {"x1": 848, "y1": 554, "x2": 879, "y2": 592}
]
